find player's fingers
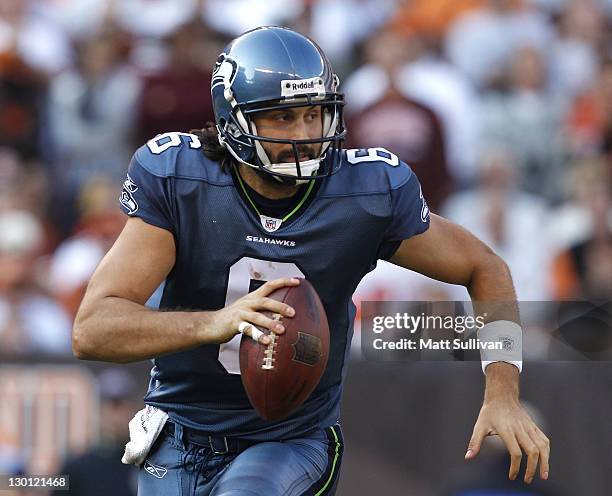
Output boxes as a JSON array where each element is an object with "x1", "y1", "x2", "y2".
[
  {"x1": 254, "y1": 297, "x2": 295, "y2": 318},
  {"x1": 238, "y1": 321, "x2": 269, "y2": 344},
  {"x1": 465, "y1": 422, "x2": 488, "y2": 459},
  {"x1": 240, "y1": 311, "x2": 285, "y2": 336},
  {"x1": 497, "y1": 428, "x2": 523, "y2": 481},
  {"x1": 532, "y1": 427, "x2": 550, "y2": 480},
  {"x1": 254, "y1": 278, "x2": 300, "y2": 296},
  {"x1": 516, "y1": 428, "x2": 540, "y2": 484}
]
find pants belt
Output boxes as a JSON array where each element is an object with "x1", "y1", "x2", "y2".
[{"x1": 164, "y1": 422, "x2": 257, "y2": 455}]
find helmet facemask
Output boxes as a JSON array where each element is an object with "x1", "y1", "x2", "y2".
[{"x1": 218, "y1": 89, "x2": 346, "y2": 184}]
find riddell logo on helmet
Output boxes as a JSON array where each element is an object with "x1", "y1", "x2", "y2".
[
  {"x1": 291, "y1": 81, "x2": 315, "y2": 91},
  {"x1": 281, "y1": 77, "x2": 325, "y2": 98}
]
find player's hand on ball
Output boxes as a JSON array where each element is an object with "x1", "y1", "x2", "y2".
[
  {"x1": 465, "y1": 398, "x2": 550, "y2": 484},
  {"x1": 208, "y1": 278, "x2": 299, "y2": 345}
]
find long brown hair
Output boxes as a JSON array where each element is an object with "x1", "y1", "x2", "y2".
[{"x1": 189, "y1": 122, "x2": 233, "y2": 171}]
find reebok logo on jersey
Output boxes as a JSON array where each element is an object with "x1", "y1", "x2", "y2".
[
  {"x1": 120, "y1": 174, "x2": 139, "y2": 215},
  {"x1": 246, "y1": 235, "x2": 296, "y2": 247}
]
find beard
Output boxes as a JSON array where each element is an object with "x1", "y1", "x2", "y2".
[{"x1": 262, "y1": 145, "x2": 319, "y2": 185}]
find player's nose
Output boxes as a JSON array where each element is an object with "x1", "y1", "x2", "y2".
[{"x1": 292, "y1": 117, "x2": 310, "y2": 141}]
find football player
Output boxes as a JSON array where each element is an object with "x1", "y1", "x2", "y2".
[{"x1": 73, "y1": 26, "x2": 550, "y2": 495}]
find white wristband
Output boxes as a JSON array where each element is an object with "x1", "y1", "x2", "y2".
[{"x1": 477, "y1": 320, "x2": 523, "y2": 374}]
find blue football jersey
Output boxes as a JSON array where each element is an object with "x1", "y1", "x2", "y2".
[{"x1": 119, "y1": 132, "x2": 430, "y2": 440}]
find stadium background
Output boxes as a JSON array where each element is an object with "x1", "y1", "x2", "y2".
[{"x1": 0, "y1": 0, "x2": 611, "y2": 494}]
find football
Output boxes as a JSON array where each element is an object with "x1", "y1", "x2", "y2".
[{"x1": 239, "y1": 278, "x2": 330, "y2": 421}]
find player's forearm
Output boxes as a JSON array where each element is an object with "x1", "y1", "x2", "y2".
[
  {"x1": 72, "y1": 296, "x2": 216, "y2": 363},
  {"x1": 467, "y1": 253, "x2": 520, "y2": 324},
  {"x1": 468, "y1": 254, "x2": 521, "y2": 400},
  {"x1": 467, "y1": 252, "x2": 516, "y2": 300}
]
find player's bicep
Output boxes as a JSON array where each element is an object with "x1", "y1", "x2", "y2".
[
  {"x1": 83, "y1": 217, "x2": 176, "y2": 305},
  {"x1": 389, "y1": 214, "x2": 493, "y2": 285}
]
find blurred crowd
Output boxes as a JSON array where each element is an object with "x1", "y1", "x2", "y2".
[
  {"x1": 0, "y1": 1, "x2": 611, "y2": 493},
  {"x1": 0, "y1": 0, "x2": 611, "y2": 360}
]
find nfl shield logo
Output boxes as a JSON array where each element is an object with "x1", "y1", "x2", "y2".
[{"x1": 260, "y1": 215, "x2": 282, "y2": 233}]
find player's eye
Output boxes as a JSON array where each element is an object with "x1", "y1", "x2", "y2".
[{"x1": 274, "y1": 112, "x2": 292, "y2": 122}]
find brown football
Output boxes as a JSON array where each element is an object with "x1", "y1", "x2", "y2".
[{"x1": 239, "y1": 278, "x2": 330, "y2": 421}]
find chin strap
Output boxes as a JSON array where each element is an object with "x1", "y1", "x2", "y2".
[{"x1": 261, "y1": 158, "x2": 321, "y2": 183}]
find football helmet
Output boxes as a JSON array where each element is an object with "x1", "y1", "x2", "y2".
[{"x1": 211, "y1": 26, "x2": 346, "y2": 181}]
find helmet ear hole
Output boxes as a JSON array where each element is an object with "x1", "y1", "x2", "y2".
[{"x1": 228, "y1": 123, "x2": 240, "y2": 137}]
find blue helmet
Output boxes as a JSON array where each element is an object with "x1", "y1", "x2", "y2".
[{"x1": 211, "y1": 26, "x2": 346, "y2": 181}]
